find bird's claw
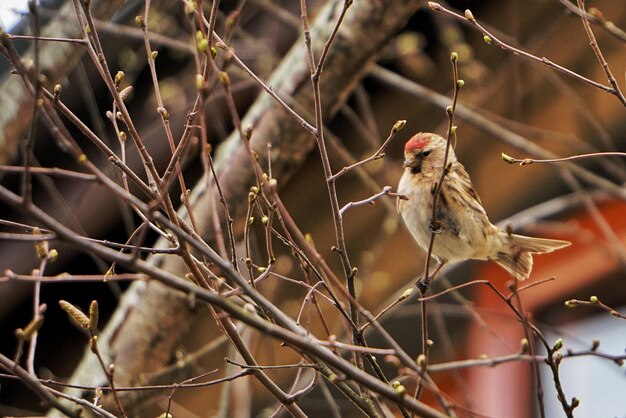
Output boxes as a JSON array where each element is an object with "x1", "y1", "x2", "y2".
[
  {"x1": 415, "y1": 277, "x2": 431, "y2": 295},
  {"x1": 429, "y1": 219, "x2": 442, "y2": 234}
]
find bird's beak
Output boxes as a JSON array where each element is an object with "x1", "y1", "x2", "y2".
[
  {"x1": 403, "y1": 155, "x2": 422, "y2": 173},
  {"x1": 403, "y1": 156, "x2": 418, "y2": 168}
]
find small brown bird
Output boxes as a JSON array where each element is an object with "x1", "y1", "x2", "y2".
[{"x1": 397, "y1": 132, "x2": 570, "y2": 280}]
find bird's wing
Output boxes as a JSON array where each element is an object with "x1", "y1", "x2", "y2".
[
  {"x1": 450, "y1": 162, "x2": 483, "y2": 207},
  {"x1": 438, "y1": 161, "x2": 491, "y2": 234}
]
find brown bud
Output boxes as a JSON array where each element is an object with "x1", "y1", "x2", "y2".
[
  {"x1": 53, "y1": 84, "x2": 62, "y2": 100},
  {"x1": 392, "y1": 381, "x2": 406, "y2": 396},
  {"x1": 428, "y1": 2, "x2": 443, "y2": 12},
  {"x1": 157, "y1": 106, "x2": 169, "y2": 120},
  {"x1": 33, "y1": 227, "x2": 49, "y2": 258},
  {"x1": 393, "y1": 120, "x2": 406, "y2": 132},
  {"x1": 501, "y1": 153, "x2": 514, "y2": 163},
  {"x1": 591, "y1": 339, "x2": 600, "y2": 351},
  {"x1": 588, "y1": 7, "x2": 604, "y2": 20},
  {"x1": 135, "y1": 15, "x2": 145, "y2": 28},
  {"x1": 417, "y1": 354, "x2": 426, "y2": 369},
  {"x1": 114, "y1": 71, "x2": 125, "y2": 86},
  {"x1": 242, "y1": 125, "x2": 253, "y2": 140},
  {"x1": 520, "y1": 338, "x2": 529, "y2": 354},
  {"x1": 47, "y1": 249, "x2": 58, "y2": 262},
  {"x1": 218, "y1": 71, "x2": 230, "y2": 86}
]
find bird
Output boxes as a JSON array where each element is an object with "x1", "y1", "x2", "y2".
[{"x1": 397, "y1": 132, "x2": 570, "y2": 281}]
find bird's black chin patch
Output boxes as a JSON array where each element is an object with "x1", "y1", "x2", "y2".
[{"x1": 410, "y1": 163, "x2": 422, "y2": 174}]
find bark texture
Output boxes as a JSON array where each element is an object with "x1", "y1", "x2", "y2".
[{"x1": 0, "y1": 0, "x2": 127, "y2": 163}]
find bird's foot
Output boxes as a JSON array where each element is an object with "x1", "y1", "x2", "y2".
[
  {"x1": 415, "y1": 277, "x2": 431, "y2": 296},
  {"x1": 428, "y1": 219, "x2": 442, "y2": 234},
  {"x1": 415, "y1": 261, "x2": 446, "y2": 296}
]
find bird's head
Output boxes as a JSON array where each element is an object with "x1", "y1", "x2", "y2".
[{"x1": 403, "y1": 132, "x2": 453, "y2": 176}]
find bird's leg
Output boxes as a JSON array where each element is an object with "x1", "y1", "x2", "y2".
[
  {"x1": 415, "y1": 260, "x2": 447, "y2": 295},
  {"x1": 430, "y1": 260, "x2": 447, "y2": 279}
]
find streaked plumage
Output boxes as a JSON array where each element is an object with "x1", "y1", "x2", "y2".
[{"x1": 397, "y1": 132, "x2": 570, "y2": 280}]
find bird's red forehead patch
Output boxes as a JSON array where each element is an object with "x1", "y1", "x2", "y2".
[{"x1": 404, "y1": 133, "x2": 430, "y2": 153}]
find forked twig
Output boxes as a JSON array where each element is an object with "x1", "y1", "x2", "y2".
[
  {"x1": 339, "y1": 186, "x2": 392, "y2": 217},
  {"x1": 329, "y1": 120, "x2": 406, "y2": 182},
  {"x1": 428, "y1": 2, "x2": 626, "y2": 107},
  {"x1": 502, "y1": 151, "x2": 626, "y2": 166},
  {"x1": 565, "y1": 296, "x2": 626, "y2": 320}
]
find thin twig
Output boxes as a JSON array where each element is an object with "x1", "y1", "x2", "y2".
[
  {"x1": 428, "y1": 2, "x2": 626, "y2": 107},
  {"x1": 2, "y1": 271, "x2": 147, "y2": 283},
  {"x1": 89, "y1": 331, "x2": 127, "y2": 417},
  {"x1": 360, "y1": 288, "x2": 413, "y2": 332},
  {"x1": 296, "y1": 6, "x2": 397, "y2": 413},
  {"x1": 139, "y1": 4, "x2": 201, "y2": 237},
  {"x1": 7, "y1": 33, "x2": 88, "y2": 45},
  {"x1": 478, "y1": 279, "x2": 576, "y2": 417},
  {"x1": 370, "y1": 65, "x2": 626, "y2": 199},
  {"x1": 0, "y1": 184, "x2": 448, "y2": 418},
  {"x1": 502, "y1": 151, "x2": 626, "y2": 166},
  {"x1": 0, "y1": 165, "x2": 97, "y2": 180},
  {"x1": 0, "y1": 352, "x2": 81, "y2": 417},
  {"x1": 329, "y1": 121, "x2": 405, "y2": 181},
  {"x1": 555, "y1": 0, "x2": 626, "y2": 42},
  {"x1": 565, "y1": 296, "x2": 626, "y2": 320},
  {"x1": 413, "y1": 52, "x2": 463, "y2": 405},
  {"x1": 209, "y1": 30, "x2": 316, "y2": 134},
  {"x1": 339, "y1": 186, "x2": 392, "y2": 217},
  {"x1": 576, "y1": 0, "x2": 626, "y2": 105}
]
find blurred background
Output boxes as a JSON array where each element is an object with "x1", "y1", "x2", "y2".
[{"x1": 0, "y1": 0, "x2": 625, "y2": 417}]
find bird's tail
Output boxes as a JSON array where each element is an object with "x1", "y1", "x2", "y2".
[{"x1": 494, "y1": 234, "x2": 571, "y2": 280}]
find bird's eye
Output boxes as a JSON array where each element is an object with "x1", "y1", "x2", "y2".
[{"x1": 421, "y1": 149, "x2": 431, "y2": 157}]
